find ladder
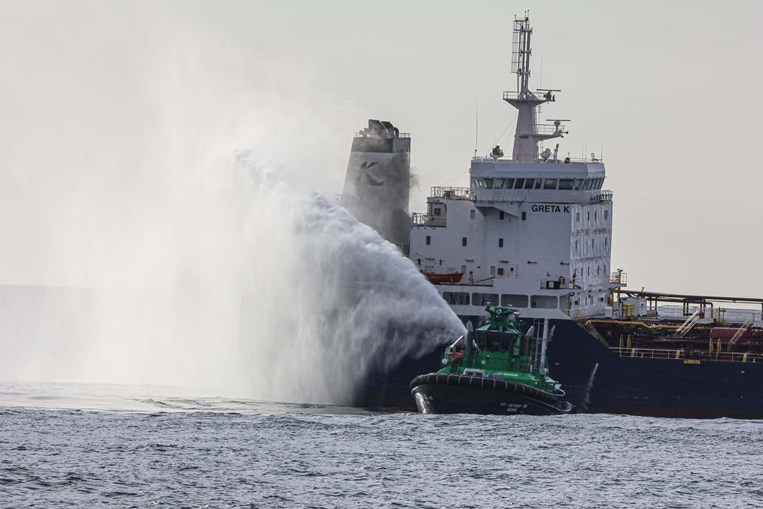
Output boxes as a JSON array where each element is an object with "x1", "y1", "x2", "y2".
[
  {"x1": 728, "y1": 315, "x2": 754, "y2": 350},
  {"x1": 675, "y1": 309, "x2": 700, "y2": 337}
]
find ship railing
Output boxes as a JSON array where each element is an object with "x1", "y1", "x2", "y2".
[
  {"x1": 430, "y1": 186, "x2": 473, "y2": 200},
  {"x1": 502, "y1": 90, "x2": 551, "y2": 102},
  {"x1": 470, "y1": 154, "x2": 603, "y2": 164},
  {"x1": 590, "y1": 191, "x2": 613, "y2": 203},
  {"x1": 354, "y1": 131, "x2": 411, "y2": 139},
  {"x1": 651, "y1": 305, "x2": 762, "y2": 325},
  {"x1": 610, "y1": 271, "x2": 627, "y2": 286},
  {"x1": 610, "y1": 347, "x2": 762, "y2": 364},
  {"x1": 528, "y1": 124, "x2": 564, "y2": 136},
  {"x1": 411, "y1": 213, "x2": 446, "y2": 227}
]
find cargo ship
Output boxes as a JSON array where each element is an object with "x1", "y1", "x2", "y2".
[{"x1": 340, "y1": 16, "x2": 763, "y2": 418}]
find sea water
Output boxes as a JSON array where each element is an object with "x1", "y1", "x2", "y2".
[{"x1": 1, "y1": 381, "x2": 761, "y2": 508}]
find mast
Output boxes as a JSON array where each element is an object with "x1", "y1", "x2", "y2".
[{"x1": 503, "y1": 15, "x2": 567, "y2": 163}]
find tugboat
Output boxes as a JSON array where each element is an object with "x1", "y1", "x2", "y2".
[{"x1": 410, "y1": 306, "x2": 572, "y2": 415}]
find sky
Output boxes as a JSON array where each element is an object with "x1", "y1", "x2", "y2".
[{"x1": 1, "y1": 0, "x2": 762, "y2": 297}]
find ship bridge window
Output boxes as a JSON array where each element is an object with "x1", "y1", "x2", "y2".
[
  {"x1": 505, "y1": 178, "x2": 514, "y2": 189},
  {"x1": 574, "y1": 179, "x2": 585, "y2": 190},
  {"x1": 524, "y1": 179, "x2": 535, "y2": 189},
  {"x1": 534, "y1": 179, "x2": 542, "y2": 189},
  {"x1": 443, "y1": 291, "x2": 470, "y2": 305},
  {"x1": 543, "y1": 179, "x2": 557, "y2": 190},
  {"x1": 583, "y1": 179, "x2": 593, "y2": 190},
  {"x1": 501, "y1": 294, "x2": 528, "y2": 307},
  {"x1": 530, "y1": 295, "x2": 558, "y2": 309},
  {"x1": 494, "y1": 178, "x2": 504, "y2": 189},
  {"x1": 559, "y1": 179, "x2": 574, "y2": 190},
  {"x1": 472, "y1": 293, "x2": 499, "y2": 306},
  {"x1": 514, "y1": 178, "x2": 525, "y2": 189},
  {"x1": 484, "y1": 178, "x2": 494, "y2": 189},
  {"x1": 472, "y1": 178, "x2": 486, "y2": 189}
]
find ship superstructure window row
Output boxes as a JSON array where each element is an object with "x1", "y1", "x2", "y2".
[
  {"x1": 451, "y1": 292, "x2": 566, "y2": 310},
  {"x1": 472, "y1": 177, "x2": 604, "y2": 190}
]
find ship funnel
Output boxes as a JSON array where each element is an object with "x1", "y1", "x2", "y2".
[{"x1": 340, "y1": 120, "x2": 411, "y2": 251}]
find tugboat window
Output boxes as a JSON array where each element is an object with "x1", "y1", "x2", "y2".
[
  {"x1": 559, "y1": 179, "x2": 574, "y2": 190},
  {"x1": 505, "y1": 179, "x2": 514, "y2": 189},
  {"x1": 486, "y1": 332, "x2": 502, "y2": 350},
  {"x1": 534, "y1": 179, "x2": 542, "y2": 189},
  {"x1": 494, "y1": 178, "x2": 504, "y2": 189},
  {"x1": 515, "y1": 178, "x2": 525, "y2": 189},
  {"x1": 475, "y1": 331, "x2": 487, "y2": 349},
  {"x1": 544, "y1": 179, "x2": 557, "y2": 189},
  {"x1": 484, "y1": 178, "x2": 494, "y2": 189},
  {"x1": 524, "y1": 179, "x2": 535, "y2": 189},
  {"x1": 574, "y1": 179, "x2": 585, "y2": 190}
]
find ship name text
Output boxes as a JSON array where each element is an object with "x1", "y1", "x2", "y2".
[{"x1": 531, "y1": 204, "x2": 570, "y2": 213}]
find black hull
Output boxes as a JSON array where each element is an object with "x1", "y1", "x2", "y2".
[
  {"x1": 409, "y1": 373, "x2": 572, "y2": 415},
  {"x1": 353, "y1": 317, "x2": 763, "y2": 419}
]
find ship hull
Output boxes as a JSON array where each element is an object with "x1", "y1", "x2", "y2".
[
  {"x1": 409, "y1": 373, "x2": 571, "y2": 415},
  {"x1": 353, "y1": 317, "x2": 763, "y2": 419}
]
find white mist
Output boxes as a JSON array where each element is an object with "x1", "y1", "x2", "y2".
[{"x1": 0, "y1": 20, "x2": 464, "y2": 404}]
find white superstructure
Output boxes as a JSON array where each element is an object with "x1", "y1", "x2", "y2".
[{"x1": 409, "y1": 15, "x2": 613, "y2": 321}]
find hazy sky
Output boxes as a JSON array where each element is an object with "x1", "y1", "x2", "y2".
[{"x1": 1, "y1": 0, "x2": 762, "y2": 297}]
